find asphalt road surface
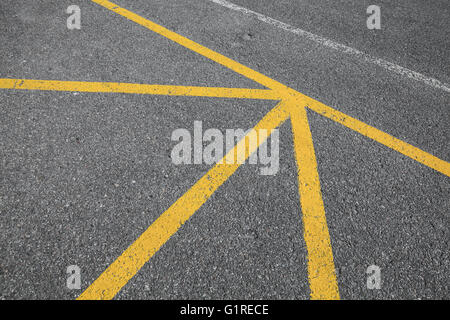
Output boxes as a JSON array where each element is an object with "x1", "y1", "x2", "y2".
[{"x1": 0, "y1": 0, "x2": 449, "y2": 300}]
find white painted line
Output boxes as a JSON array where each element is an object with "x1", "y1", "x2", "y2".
[{"x1": 207, "y1": 0, "x2": 450, "y2": 93}]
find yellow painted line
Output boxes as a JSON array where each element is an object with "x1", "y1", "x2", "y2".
[
  {"x1": 0, "y1": 78, "x2": 281, "y2": 100},
  {"x1": 299, "y1": 94, "x2": 450, "y2": 178},
  {"x1": 77, "y1": 100, "x2": 290, "y2": 300},
  {"x1": 288, "y1": 101, "x2": 340, "y2": 300},
  {"x1": 90, "y1": 0, "x2": 297, "y2": 98}
]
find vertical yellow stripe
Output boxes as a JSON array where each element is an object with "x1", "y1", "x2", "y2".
[
  {"x1": 289, "y1": 102, "x2": 340, "y2": 300},
  {"x1": 77, "y1": 101, "x2": 289, "y2": 300}
]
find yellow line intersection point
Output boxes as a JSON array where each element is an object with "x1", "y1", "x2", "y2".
[{"x1": 1, "y1": 0, "x2": 449, "y2": 300}]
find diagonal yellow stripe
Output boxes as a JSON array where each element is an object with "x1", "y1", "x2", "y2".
[
  {"x1": 77, "y1": 101, "x2": 290, "y2": 300},
  {"x1": 90, "y1": 0, "x2": 297, "y2": 97},
  {"x1": 289, "y1": 102, "x2": 340, "y2": 300},
  {"x1": 0, "y1": 78, "x2": 281, "y2": 100},
  {"x1": 300, "y1": 95, "x2": 450, "y2": 178}
]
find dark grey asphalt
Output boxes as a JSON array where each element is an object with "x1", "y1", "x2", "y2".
[{"x1": 0, "y1": 0, "x2": 448, "y2": 300}]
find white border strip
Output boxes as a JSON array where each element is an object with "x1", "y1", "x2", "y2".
[{"x1": 208, "y1": 0, "x2": 450, "y2": 93}]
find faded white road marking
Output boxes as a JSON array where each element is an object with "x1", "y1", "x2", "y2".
[{"x1": 208, "y1": 0, "x2": 450, "y2": 93}]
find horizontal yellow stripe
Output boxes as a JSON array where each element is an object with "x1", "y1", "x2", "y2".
[
  {"x1": 0, "y1": 78, "x2": 281, "y2": 100},
  {"x1": 77, "y1": 100, "x2": 290, "y2": 300}
]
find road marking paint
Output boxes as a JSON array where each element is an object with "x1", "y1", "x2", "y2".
[
  {"x1": 298, "y1": 95, "x2": 450, "y2": 178},
  {"x1": 289, "y1": 101, "x2": 340, "y2": 300},
  {"x1": 0, "y1": 78, "x2": 281, "y2": 100},
  {"x1": 207, "y1": 0, "x2": 450, "y2": 93},
  {"x1": 77, "y1": 100, "x2": 290, "y2": 300},
  {"x1": 1, "y1": 0, "x2": 446, "y2": 301}
]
